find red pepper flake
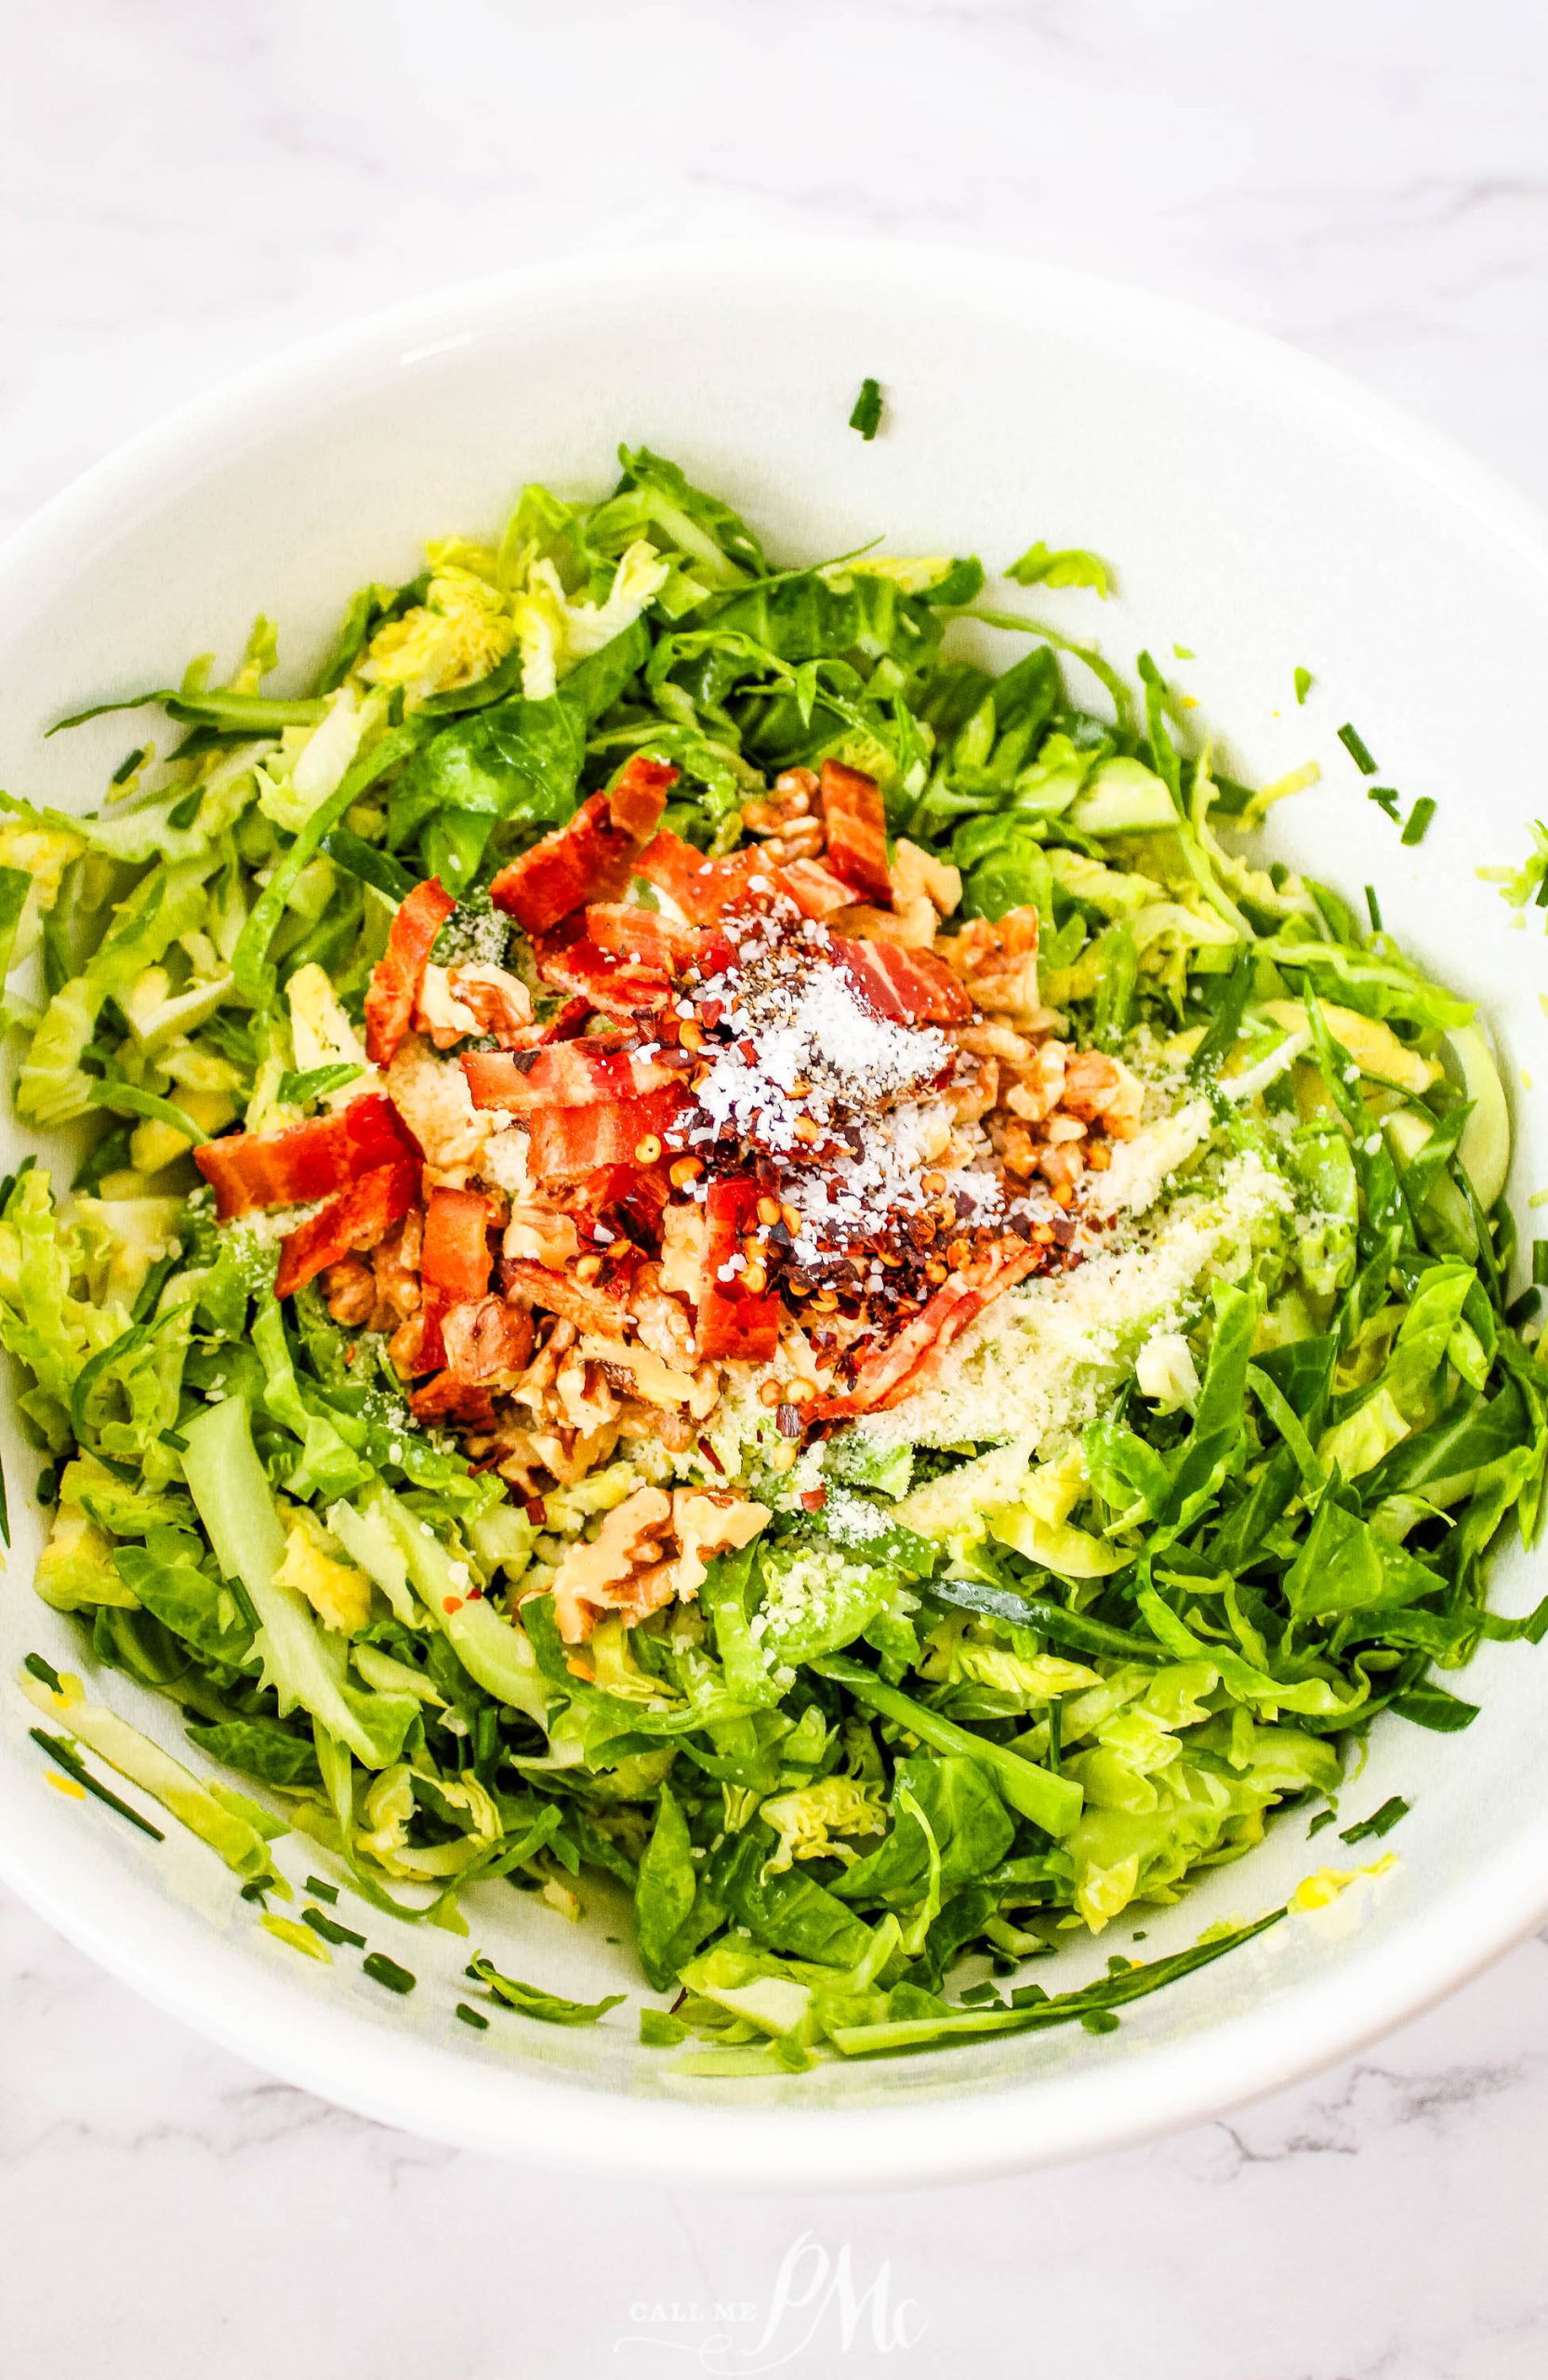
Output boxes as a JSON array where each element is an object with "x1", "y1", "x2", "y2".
[
  {"x1": 799, "y1": 1487, "x2": 827, "y2": 1513},
  {"x1": 524, "y1": 1495, "x2": 548, "y2": 1526},
  {"x1": 442, "y1": 1594, "x2": 464, "y2": 1615},
  {"x1": 697, "y1": 1435, "x2": 725, "y2": 1474}
]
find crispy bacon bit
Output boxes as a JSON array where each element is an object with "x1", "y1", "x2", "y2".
[
  {"x1": 833, "y1": 936, "x2": 972, "y2": 1025},
  {"x1": 819, "y1": 760, "x2": 893, "y2": 906},
  {"x1": 364, "y1": 877, "x2": 457, "y2": 1067},
  {"x1": 195, "y1": 1094, "x2": 420, "y2": 1222},
  {"x1": 607, "y1": 752, "x2": 681, "y2": 838},
  {"x1": 421, "y1": 1186, "x2": 495, "y2": 1301},
  {"x1": 461, "y1": 1042, "x2": 680, "y2": 1115},
  {"x1": 816, "y1": 1243, "x2": 1042, "y2": 1416},
  {"x1": 489, "y1": 760, "x2": 678, "y2": 933},
  {"x1": 584, "y1": 904, "x2": 709, "y2": 972},
  {"x1": 525, "y1": 1087, "x2": 687, "y2": 1189},
  {"x1": 529, "y1": 918, "x2": 674, "y2": 1016},
  {"x1": 633, "y1": 828, "x2": 715, "y2": 917},
  {"x1": 408, "y1": 1373, "x2": 500, "y2": 1428},
  {"x1": 274, "y1": 1157, "x2": 420, "y2": 1300},
  {"x1": 780, "y1": 857, "x2": 860, "y2": 919},
  {"x1": 695, "y1": 1176, "x2": 781, "y2": 1362}
]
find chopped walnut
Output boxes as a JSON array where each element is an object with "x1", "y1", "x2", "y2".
[
  {"x1": 555, "y1": 1348, "x2": 621, "y2": 1435},
  {"x1": 440, "y1": 1295, "x2": 535, "y2": 1384},
  {"x1": 946, "y1": 1054, "x2": 999, "y2": 1126},
  {"x1": 940, "y1": 906, "x2": 1049, "y2": 1023},
  {"x1": 323, "y1": 1257, "x2": 377, "y2": 1327},
  {"x1": 503, "y1": 1206, "x2": 580, "y2": 1268},
  {"x1": 659, "y1": 1200, "x2": 707, "y2": 1299},
  {"x1": 956, "y1": 1020, "x2": 1033, "y2": 1065},
  {"x1": 663, "y1": 1489, "x2": 769, "y2": 1602},
  {"x1": 1061, "y1": 1048, "x2": 1144, "y2": 1139},
  {"x1": 891, "y1": 838, "x2": 961, "y2": 918},
  {"x1": 373, "y1": 1210, "x2": 424, "y2": 1323},
  {"x1": 1003, "y1": 1039, "x2": 1067, "y2": 1124},
  {"x1": 550, "y1": 1486, "x2": 675, "y2": 1642}
]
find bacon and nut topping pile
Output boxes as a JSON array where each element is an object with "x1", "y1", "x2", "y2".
[{"x1": 195, "y1": 755, "x2": 1142, "y2": 1637}]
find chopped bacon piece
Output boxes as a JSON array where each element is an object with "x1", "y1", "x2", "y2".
[
  {"x1": 421, "y1": 1186, "x2": 495, "y2": 1301},
  {"x1": 408, "y1": 1373, "x2": 499, "y2": 1429},
  {"x1": 505, "y1": 1260, "x2": 631, "y2": 1338},
  {"x1": 462, "y1": 1042, "x2": 678, "y2": 1115},
  {"x1": 695, "y1": 1176, "x2": 780, "y2": 1362},
  {"x1": 524, "y1": 1087, "x2": 686, "y2": 1187},
  {"x1": 606, "y1": 752, "x2": 680, "y2": 838},
  {"x1": 489, "y1": 760, "x2": 678, "y2": 934},
  {"x1": 274, "y1": 1157, "x2": 419, "y2": 1300},
  {"x1": 816, "y1": 1246, "x2": 1041, "y2": 1417},
  {"x1": 364, "y1": 877, "x2": 456, "y2": 1067},
  {"x1": 583, "y1": 904, "x2": 710, "y2": 972},
  {"x1": 195, "y1": 1094, "x2": 420, "y2": 1222},
  {"x1": 781, "y1": 857, "x2": 859, "y2": 919},
  {"x1": 819, "y1": 761, "x2": 893, "y2": 906},
  {"x1": 633, "y1": 833, "x2": 790, "y2": 925},
  {"x1": 833, "y1": 936, "x2": 972, "y2": 1025},
  {"x1": 440, "y1": 1293, "x2": 535, "y2": 1382},
  {"x1": 530, "y1": 919, "x2": 673, "y2": 1017},
  {"x1": 633, "y1": 828, "x2": 714, "y2": 917}
]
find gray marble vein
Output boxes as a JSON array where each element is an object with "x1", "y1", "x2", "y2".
[{"x1": 4, "y1": 1, "x2": 1548, "y2": 2373}]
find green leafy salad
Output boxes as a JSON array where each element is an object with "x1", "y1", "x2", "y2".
[{"x1": 2, "y1": 442, "x2": 1543, "y2": 2075}]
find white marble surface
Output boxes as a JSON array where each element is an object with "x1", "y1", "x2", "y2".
[{"x1": 6, "y1": 1, "x2": 1548, "y2": 2372}]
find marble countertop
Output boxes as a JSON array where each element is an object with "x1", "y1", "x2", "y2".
[{"x1": 6, "y1": 2, "x2": 1548, "y2": 2373}]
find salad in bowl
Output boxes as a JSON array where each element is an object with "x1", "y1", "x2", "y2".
[{"x1": 2, "y1": 443, "x2": 1540, "y2": 2073}]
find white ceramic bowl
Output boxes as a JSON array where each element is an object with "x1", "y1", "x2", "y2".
[{"x1": 2, "y1": 244, "x2": 1547, "y2": 2188}]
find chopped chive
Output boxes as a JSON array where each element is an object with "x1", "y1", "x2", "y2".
[
  {"x1": 362, "y1": 1951, "x2": 417, "y2": 1996},
  {"x1": 455, "y1": 2002, "x2": 490, "y2": 2030},
  {"x1": 34, "y1": 1463, "x2": 57, "y2": 1509},
  {"x1": 301, "y1": 1904, "x2": 365, "y2": 1949},
  {"x1": 23, "y1": 1651, "x2": 60, "y2": 1693},
  {"x1": 1401, "y1": 797, "x2": 1436, "y2": 848},
  {"x1": 1506, "y1": 1287, "x2": 1541, "y2": 1329},
  {"x1": 159, "y1": 1428, "x2": 189, "y2": 1453},
  {"x1": 1294, "y1": 666, "x2": 1314, "y2": 705},
  {"x1": 1130, "y1": 1931, "x2": 1148, "y2": 1943},
  {"x1": 1046, "y1": 1697, "x2": 1062, "y2": 1771},
  {"x1": 240, "y1": 1877, "x2": 270, "y2": 1904},
  {"x1": 166, "y1": 787, "x2": 204, "y2": 831},
  {"x1": 304, "y1": 1874, "x2": 340, "y2": 1904},
  {"x1": 1339, "y1": 1795, "x2": 1409, "y2": 1846},
  {"x1": 1533, "y1": 1241, "x2": 1548, "y2": 1288},
  {"x1": 958, "y1": 1980, "x2": 1002, "y2": 2006},
  {"x1": 29, "y1": 1728, "x2": 165, "y2": 1840},
  {"x1": 848, "y1": 377, "x2": 883, "y2": 441},
  {"x1": 1364, "y1": 884, "x2": 1383, "y2": 932},
  {"x1": 111, "y1": 745, "x2": 146, "y2": 785},
  {"x1": 1338, "y1": 721, "x2": 1379, "y2": 774},
  {"x1": 1307, "y1": 1805, "x2": 1339, "y2": 1837},
  {"x1": 1368, "y1": 786, "x2": 1402, "y2": 821}
]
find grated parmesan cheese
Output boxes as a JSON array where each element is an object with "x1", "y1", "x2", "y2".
[{"x1": 849, "y1": 1142, "x2": 1293, "y2": 1456}]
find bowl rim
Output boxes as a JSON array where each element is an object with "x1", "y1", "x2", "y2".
[{"x1": 4, "y1": 237, "x2": 1548, "y2": 2188}]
